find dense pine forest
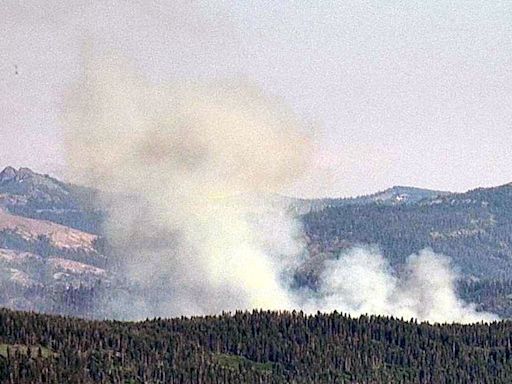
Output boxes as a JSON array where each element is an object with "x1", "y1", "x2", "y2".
[{"x1": 0, "y1": 308, "x2": 511, "y2": 383}]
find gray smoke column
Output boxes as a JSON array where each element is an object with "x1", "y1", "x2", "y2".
[
  {"x1": 63, "y1": 54, "x2": 311, "y2": 317},
  {"x1": 64, "y1": 55, "x2": 497, "y2": 323}
]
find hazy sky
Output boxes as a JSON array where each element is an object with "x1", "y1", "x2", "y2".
[{"x1": 1, "y1": 0, "x2": 511, "y2": 197}]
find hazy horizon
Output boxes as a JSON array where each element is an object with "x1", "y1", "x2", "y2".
[
  {"x1": 2, "y1": 162, "x2": 509, "y2": 202},
  {"x1": 2, "y1": 1, "x2": 512, "y2": 198}
]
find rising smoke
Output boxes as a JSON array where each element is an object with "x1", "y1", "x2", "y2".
[
  {"x1": 63, "y1": 55, "x2": 496, "y2": 323},
  {"x1": 64, "y1": 54, "x2": 310, "y2": 317},
  {"x1": 305, "y1": 248, "x2": 497, "y2": 323}
]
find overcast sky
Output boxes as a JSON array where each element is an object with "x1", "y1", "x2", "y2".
[{"x1": 1, "y1": 0, "x2": 511, "y2": 197}]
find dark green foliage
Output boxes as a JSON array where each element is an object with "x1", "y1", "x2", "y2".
[
  {"x1": 0, "y1": 308, "x2": 512, "y2": 383},
  {"x1": 0, "y1": 280, "x2": 107, "y2": 318},
  {"x1": 459, "y1": 280, "x2": 512, "y2": 318}
]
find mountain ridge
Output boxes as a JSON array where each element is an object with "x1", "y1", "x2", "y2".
[
  {"x1": 288, "y1": 185, "x2": 450, "y2": 214},
  {"x1": 1, "y1": 165, "x2": 512, "y2": 318}
]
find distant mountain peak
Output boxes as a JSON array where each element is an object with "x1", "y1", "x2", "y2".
[
  {"x1": 0, "y1": 166, "x2": 102, "y2": 233},
  {"x1": 0, "y1": 166, "x2": 38, "y2": 184},
  {"x1": 17, "y1": 167, "x2": 36, "y2": 179},
  {"x1": 388, "y1": 185, "x2": 431, "y2": 191},
  {"x1": 0, "y1": 166, "x2": 61, "y2": 186},
  {"x1": 369, "y1": 186, "x2": 450, "y2": 204},
  {"x1": 0, "y1": 166, "x2": 76, "y2": 210},
  {"x1": 0, "y1": 166, "x2": 18, "y2": 183}
]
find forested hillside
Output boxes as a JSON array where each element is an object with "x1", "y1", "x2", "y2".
[
  {"x1": 288, "y1": 185, "x2": 449, "y2": 214},
  {"x1": 1, "y1": 308, "x2": 511, "y2": 384},
  {"x1": 302, "y1": 183, "x2": 512, "y2": 279}
]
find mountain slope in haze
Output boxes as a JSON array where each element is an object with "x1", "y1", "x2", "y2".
[
  {"x1": 303, "y1": 182, "x2": 512, "y2": 280},
  {"x1": 1, "y1": 166, "x2": 512, "y2": 318},
  {"x1": 0, "y1": 209, "x2": 97, "y2": 252},
  {"x1": 0, "y1": 166, "x2": 103, "y2": 234},
  {"x1": 0, "y1": 167, "x2": 108, "y2": 314},
  {"x1": 0, "y1": 166, "x2": 447, "y2": 223},
  {"x1": 288, "y1": 185, "x2": 449, "y2": 214}
]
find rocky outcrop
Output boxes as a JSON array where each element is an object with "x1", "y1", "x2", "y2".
[{"x1": 0, "y1": 166, "x2": 17, "y2": 183}]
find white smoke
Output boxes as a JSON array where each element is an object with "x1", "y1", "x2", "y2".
[
  {"x1": 64, "y1": 54, "x2": 309, "y2": 317},
  {"x1": 305, "y1": 248, "x2": 497, "y2": 323},
  {"x1": 63, "y1": 54, "x2": 496, "y2": 323}
]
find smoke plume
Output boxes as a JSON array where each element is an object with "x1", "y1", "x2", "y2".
[
  {"x1": 305, "y1": 248, "x2": 497, "y2": 323},
  {"x1": 64, "y1": 55, "x2": 309, "y2": 317},
  {"x1": 64, "y1": 55, "x2": 496, "y2": 323}
]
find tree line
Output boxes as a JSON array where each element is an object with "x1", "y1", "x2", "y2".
[{"x1": 0, "y1": 308, "x2": 512, "y2": 383}]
